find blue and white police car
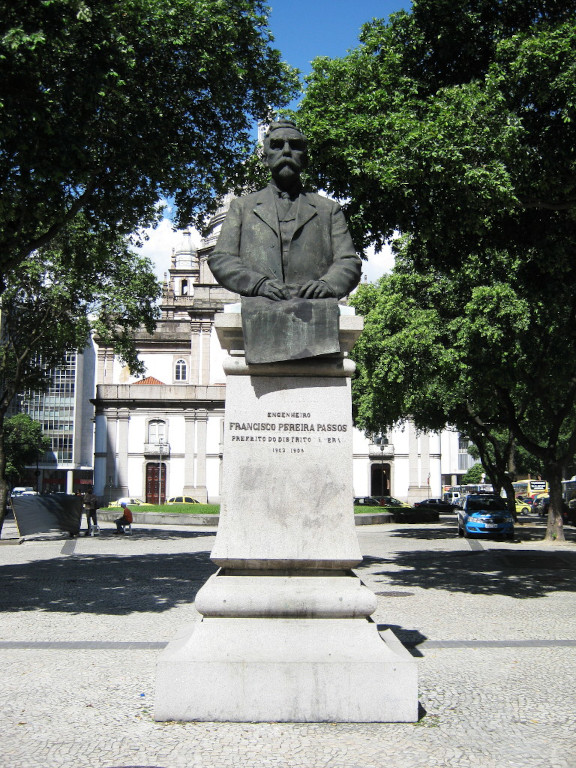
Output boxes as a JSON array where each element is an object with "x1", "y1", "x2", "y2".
[{"x1": 457, "y1": 494, "x2": 515, "y2": 539}]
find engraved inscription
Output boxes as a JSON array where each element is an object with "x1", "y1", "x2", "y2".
[{"x1": 227, "y1": 411, "x2": 348, "y2": 451}]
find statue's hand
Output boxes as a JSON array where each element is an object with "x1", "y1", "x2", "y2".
[
  {"x1": 297, "y1": 280, "x2": 335, "y2": 299},
  {"x1": 257, "y1": 279, "x2": 291, "y2": 301}
]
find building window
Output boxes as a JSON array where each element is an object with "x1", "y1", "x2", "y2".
[
  {"x1": 458, "y1": 437, "x2": 474, "y2": 471},
  {"x1": 181, "y1": 279, "x2": 189, "y2": 296},
  {"x1": 175, "y1": 359, "x2": 187, "y2": 382},
  {"x1": 148, "y1": 419, "x2": 166, "y2": 444},
  {"x1": 458, "y1": 453, "x2": 473, "y2": 471},
  {"x1": 21, "y1": 351, "x2": 77, "y2": 463}
]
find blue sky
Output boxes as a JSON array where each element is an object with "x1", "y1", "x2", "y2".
[
  {"x1": 143, "y1": 1, "x2": 408, "y2": 282},
  {"x1": 268, "y1": 0, "x2": 409, "y2": 99}
]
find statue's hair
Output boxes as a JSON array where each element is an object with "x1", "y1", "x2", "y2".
[{"x1": 263, "y1": 120, "x2": 307, "y2": 149}]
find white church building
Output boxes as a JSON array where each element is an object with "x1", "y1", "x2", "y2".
[{"x1": 91, "y1": 207, "x2": 472, "y2": 505}]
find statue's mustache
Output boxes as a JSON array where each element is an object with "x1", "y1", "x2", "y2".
[{"x1": 273, "y1": 158, "x2": 300, "y2": 171}]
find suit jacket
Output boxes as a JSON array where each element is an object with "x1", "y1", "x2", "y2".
[{"x1": 208, "y1": 186, "x2": 362, "y2": 298}]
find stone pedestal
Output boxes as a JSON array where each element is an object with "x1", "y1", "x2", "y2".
[{"x1": 155, "y1": 311, "x2": 418, "y2": 722}]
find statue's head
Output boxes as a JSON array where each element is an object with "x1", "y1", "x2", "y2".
[{"x1": 263, "y1": 120, "x2": 308, "y2": 189}]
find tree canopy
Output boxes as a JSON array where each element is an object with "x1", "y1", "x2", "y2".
[
  {"x1": 297, "y1": 1, "x2": 576, "y2": 260},
  {"x1": 297, "y1": 1, "x2": 576, "y2": 540},
  {"x1": 0, "y1": 0, "x2": 299, "y2": 281},
  {"x1": 4, "y1": 413, "x2": 51, "y2": 486},
  {"x1": 350, "y1": 249, "x2": 576, "y2": 539},
  {"x1": 460, "y1": 463, "x2": 486, "y2": 485},
  {"x1": 0, "y1": 219, "x2": 161, "y2": 533}
]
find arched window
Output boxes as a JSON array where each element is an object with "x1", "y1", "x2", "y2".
[
  {"x1": 148, "y1": 419, "x2": 166, "y2": 444},
  {"x1": 175, "y1": 359, "x2": 188, "y2": 382}
]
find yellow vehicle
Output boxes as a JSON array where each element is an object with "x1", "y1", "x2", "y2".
[{"x1": 512, "y1": 480, "x2": 548, "y2": 499}]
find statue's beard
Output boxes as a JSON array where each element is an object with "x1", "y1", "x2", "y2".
[{"x1": 273, "y1": 161, "x2": 300, "y2": 186}]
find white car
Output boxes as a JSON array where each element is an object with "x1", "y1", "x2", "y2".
[
  {"x1": 110, "y1": 497, "x2": 150, "y2": 507},
  {"x1": 11, "y1": 487, "x2": 36, "y2": 497}
]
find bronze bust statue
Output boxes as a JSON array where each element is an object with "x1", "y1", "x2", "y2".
[
  {"x1": 208, "y1": 120, "x2": 362, "y2": 363},
  {"x1": 208, "y1": 120, "x2": 362, "y2": 301}
]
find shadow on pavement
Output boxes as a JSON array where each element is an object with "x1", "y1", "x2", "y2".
[
  {"x1": 358, "y1": 547, "x2": 576, "y2": 599},
  {"x1": 16, "y1": 528, "x2": 217, "y2": 544},
  {"x1": 377, "y1": 624, "x2": 428, "y2": 657},
  {"x1": 387, "y1": 516, "x2": 576, "y2": 543},
  {"x1": 0, "y1": 550, "x2": 218, "y2": 615},
  {"x1": 382, "y1": 522, "x2": 458, "y2": 541},
  {"x1": 79, "y1": 528, "x2": 217, "y2": 541}
]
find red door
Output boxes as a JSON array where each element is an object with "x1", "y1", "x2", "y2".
[{"x1": 146, "y1": 463, "x2": 166, "y2": 504}]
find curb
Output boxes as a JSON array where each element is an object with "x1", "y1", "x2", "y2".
[
  {"x1": 97, "y1": 510, "x2": 403, "y2": 527},
  {"x1": 354, "y1": 512, "x2": 395, "y2": 525},
  {"x1": 96, "y1": 509, "x2": 219, "y2": 527}
]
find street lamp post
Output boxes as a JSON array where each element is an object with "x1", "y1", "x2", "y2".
[
  {"x1": 158, "y1": 438, "x2": 164, "y2": 505},
  {"x1": 106, "y1": 476, "x2": 113, "y2": 506},
  {"x1": 373, "y1": 433, "x2": 389, "y2": 496}
]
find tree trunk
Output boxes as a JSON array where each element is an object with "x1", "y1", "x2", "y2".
[
  {"x1": 467, "y1": 426, "x2": 517, "y2": 516},
  {"x1": 0, "y1": 415, "x2": 8, "y2": 536},
  {"x1": 501, "y1": 474, "x2": 518, "y2": 521},
  {"x1": 545, "y1": 463, "x2": 565, "y2": 542}
]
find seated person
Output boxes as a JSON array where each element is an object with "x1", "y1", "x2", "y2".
[{"x1": 115, "y1": 502, "x2": 133, "y2": 534}]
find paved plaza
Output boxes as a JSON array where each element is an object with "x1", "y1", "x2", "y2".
[{"x1": 1, "y1": 515, "x2": 575, "y2": 768}]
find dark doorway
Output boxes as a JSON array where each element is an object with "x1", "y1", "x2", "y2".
[
  {"x1": 371, "y1": 461, "x2": 390, "y2": 497},
  {"x1": 146, "y1": 462, "x2": 166, "y2": 504}
]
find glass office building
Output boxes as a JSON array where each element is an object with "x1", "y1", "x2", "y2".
[{"x1": 18, "y1": 345, "x2": 96, "y2": 494}]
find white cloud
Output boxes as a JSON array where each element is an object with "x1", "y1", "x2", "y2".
[{"x1": 362, "y1": 242, "x2": 395, "y2": 284}]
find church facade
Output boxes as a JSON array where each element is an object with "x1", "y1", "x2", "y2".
[{"x1": 91, "y1": 208, "x2": 236, "y2": 504}]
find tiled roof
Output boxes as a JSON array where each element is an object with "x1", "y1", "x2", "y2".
[{"x1": 134, "y1": 376, "x2": 165, "y2": 386}]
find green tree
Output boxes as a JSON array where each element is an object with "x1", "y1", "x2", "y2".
[
  {"x1": 350, "y1": 253, "x2": 576, "y2": 539},
  {"x1": 298, "y1": 1, "x2": 576, "y2": 540},
  {"x1": 460, "y1": 463, "x2": 487, "y2": 485},
  {"x1": 0, "y1": 218, "x2": 161, "y2": 533},
  {"x1": 0, "y1": 0, "x2": 298, "y2": 283},
  {"x1": 350, "y1": 273, "x2": 524, "y2": 518},
  {"x1": 467, "y1": 432, "x2": 546, "y2": 490},
  {"x1": 4, "y1": 413, "x2": 51, "y2": 486}
]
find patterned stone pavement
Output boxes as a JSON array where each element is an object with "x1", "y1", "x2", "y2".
[{"x1": 1, "y1": 516, "x2": 575, "y2": 768}]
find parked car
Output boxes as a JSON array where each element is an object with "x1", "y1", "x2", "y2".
[
  {"x1": 515, "y1": 499, "x2": 531, "y2": 515},
  {"x1": 414, "y1": 498, "x2": 455, "y2": 513},
  {"x1": 11, "y1": 486, "x2": 35, "y2": 497},
  {"x1": 444, "y1": 491, "x2": 462, "y2": 507},
  {"x1": 353, "y1": 496, "x2": 382, "y2": 507},
  {"x1": 380, "y1": 496, "x2": 410, "y2": 507},
  {"x1": 353, "y1": 496, "x2": 410, "y2": 508},
  {"x1": 536, "y1": 497, "x2": 576, "y2": 526},
  {"x1": 533, "y1": 495, "x2": 550, "y2": 517},
  {"x1": 166, "y1": 496, "x2": 200, "y2": 504},
  {"x1": 108, "y1": 497, "x2": 152, "y2": 508},
  {"x1": 457, "y1": 494, "x2": 515, "y2": 539},
  {"x1": 518, "y1": 496, "x2": 537, "y2": 512}
]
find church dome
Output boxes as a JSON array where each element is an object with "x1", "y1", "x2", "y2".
[
  {"x1": 202, "y1": 193, "x2": 235, "y2": 249},
  {"x1": 173, "y1": 230, "x2": 198, "y2": 270}
]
